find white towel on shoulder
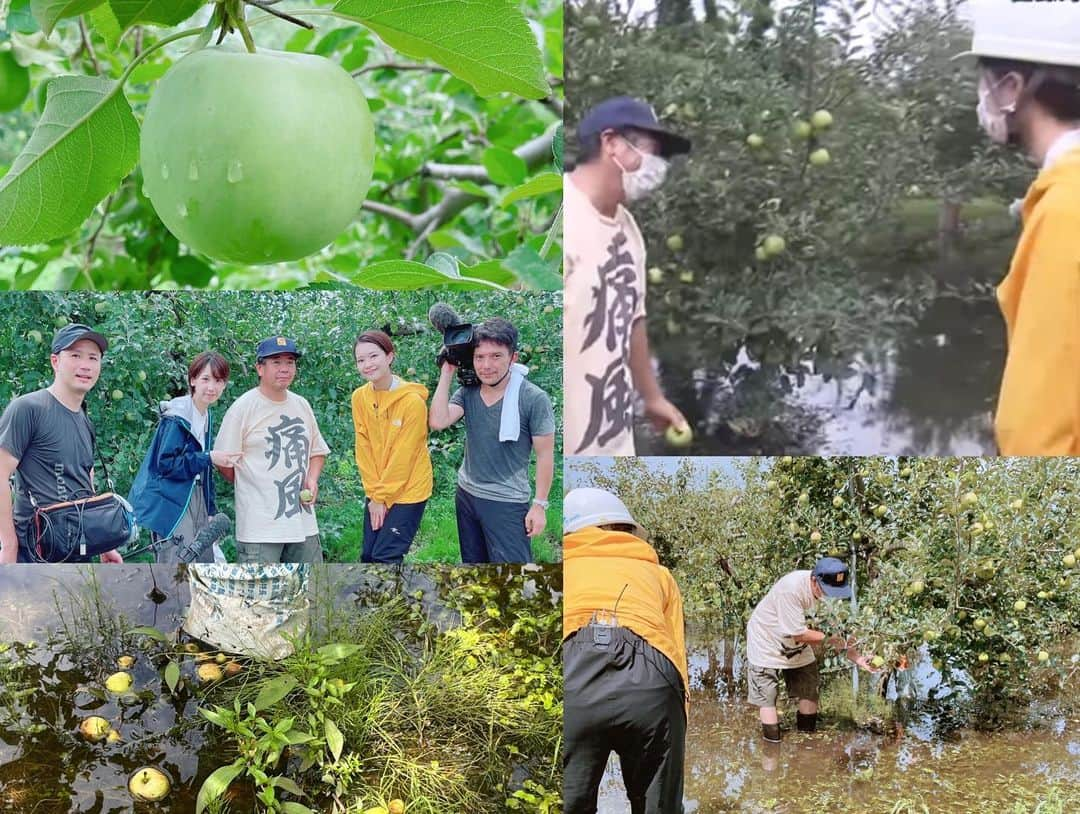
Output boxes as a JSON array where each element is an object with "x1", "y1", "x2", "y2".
[{"x1": 499, "y1": 363, "x2": 531, "y2": 442}]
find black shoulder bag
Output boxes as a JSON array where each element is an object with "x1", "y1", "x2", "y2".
[{"x1": 26, "y1": 409, "x2": 138, "y2": 562}]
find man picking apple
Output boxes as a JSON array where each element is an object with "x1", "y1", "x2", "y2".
[
  {"x1": 565, "y1": 96, "x2": 692, "y2": 456},
  {"x1": 746, "y1": 557, "x2": 878, "y2": 742},
  {"x1": 214, "y1": 336, "x2": 329, "y2": 563}
]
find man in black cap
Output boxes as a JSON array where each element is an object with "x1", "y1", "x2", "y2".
[
  {"x1": 213, "y1": 336, "x2": 330, "y2": 564},
  {"x1": 0, "y1": 323, "x2": 122, "y2": 563},
  {"x1": 565, "y1": 96, "x2": 692, "y2": 457},
  {"x1": 745, "y1": 557, "x2": 878, "y2": 742}
]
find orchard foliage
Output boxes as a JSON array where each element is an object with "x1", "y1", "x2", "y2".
[
  {"x1": 576, "y1": 456, "x2": 1080, "y2": 722},
  {"x1": 0, "y1": 290, "x2": 564, "y2": 553},
  {"x1": 0, "y1": 0, "x2": 563, "y2": 290},
  {"x1": 566, "y1": 0, "x2": 1027, "y2": 413}
]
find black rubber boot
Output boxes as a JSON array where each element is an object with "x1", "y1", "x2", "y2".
[
  {"x1": 761, "y1": 723, "x2": 781, "y2": 742},
  {"x1": 796, "y1": 712, "x2": 818, "y2": 733}
]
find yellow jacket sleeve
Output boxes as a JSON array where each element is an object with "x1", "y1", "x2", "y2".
[
  {"x1": 996, "y1": 204, "x2": 1080, "y2": 455},
  {"x1": 351, "y1": 392, "x2": 382, "y2": 500},
  {"x1": 662, "y1": 567, "x2": 690, "y2": 709},
  {"x1": 367, "y1": 395, "x2": 428, "y2": 507}
]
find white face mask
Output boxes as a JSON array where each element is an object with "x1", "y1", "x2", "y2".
[
  {"x1": 976, "y1": 74, "x2": 1017, "y2": 145},
  {"x1": 613, "y1": 139, "x2": 669, "y2": 201}
]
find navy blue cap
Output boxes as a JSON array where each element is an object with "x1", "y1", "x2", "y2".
[
  {"x1": 52, "y1": 323, "x2": 107, "y2": 354},
  {"x1": 256, "y1": 336, "x2": 301, "y2": 361},
  {"x1": 812, "y1": 557, "x2": 853, "y2": 599},
  {"x1": 578, "y1": 96, "x2": 692, "y2": 158}
]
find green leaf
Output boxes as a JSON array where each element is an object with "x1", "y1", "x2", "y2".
[
  {"x1": 271, "y1": 777, "x2": 306, "y2": 797},
  {"x1": 332, "y1": 0, "x2": 549, "y2": 98},
  {"x1": 107, "y1": 0, "x2": 206, "y2": 30},
  {"x1": 252, "y1": 674, "x2": 298, "y2": 711},
  {"x1": 127, "y1": 625, "x2": 166, "y2": 641},
  {"x1": 284, "y1": 729, "x2": 315, "y2": 745},
  {"x1": 552, "y1": 124, "x2": 563, "y2": 172},
  {"x1": 196, "y1": 763, "x2": 245, "y2": 814},
  {"x1": 462, "y1": 260, "x2": 517, "y2": 287},
  {"x1": 170, "y1": 255, "x2": 213, "y2": 287},
  {"x1": 164, "y1": 660, "x2": 180, "y2": 694},
  {"x1": 30, "y1": 0, "x2": 104, "y2": 36},
  {"x1": 315, "y1": 643, "x2": 361, "y2": 663},
  {"x1": 324, "y1": 718, "x2": 344, "y2": 763},
  {"x1": 448, "y1": 180, "x2": 492, "y2": 199},
  {"x1": 198, "y1": 706, "x2": 229, "y2": 728},
  {"x1": 280, "y1": 804, "x2": 316, "y2": 814},
  {"x1": 503, "y1": 245, "x2": 561, "y2": 291},
  {"x1": 347, "y1": 260, "x2": 506, "y2": 290},
  {"x1": 0, "y1": 75, "x2": 138, "y2": 246},
  {"x1": 482, "y1": 146, "x2": 527, "y2": 186},
  {"x1": 85, "y1": 2, "x2": 121, "y2": 48},
  {"x1": 501, "y1": 172, "x2": 561, "y2": 206}
]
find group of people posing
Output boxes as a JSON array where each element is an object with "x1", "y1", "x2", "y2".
[{"x1": 0, "y1": 318, "x2": 555, "y2": 565}]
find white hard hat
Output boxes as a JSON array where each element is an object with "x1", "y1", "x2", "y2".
[
  {"x1": 958, "y1": 0, "x2": 1080, "y2": 68},
  {"x1": 563, "y1": 487, "x2": 648, "y2": 538}
]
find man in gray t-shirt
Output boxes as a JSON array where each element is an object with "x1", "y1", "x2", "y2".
[
  {"x1": 430, "y1": 318, "x2": 556, "y2": 563},
  {"x1": 0, "y1": 323, "x2": 122, "y2": 564}
]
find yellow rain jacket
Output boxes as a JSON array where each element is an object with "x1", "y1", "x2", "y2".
[
  {"x1": 351, "y1": 380, "x2": 433, "y2": 507},
  {"x1": 996, "y1": 145, "x2": 1080, "y2": 455},
  {"x1": 564, "y1": 526, "x2": 689, "y2": 703}
]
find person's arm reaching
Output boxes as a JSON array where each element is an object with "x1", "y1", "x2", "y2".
[{"x1": 628, "y1": 319, "x2": 687, "y2": 432}]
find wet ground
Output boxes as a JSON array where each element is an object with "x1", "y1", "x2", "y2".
[
  {"x1": 0, "y1": 564, "x2": 561, "y2": 813},
  {"x1": 597, "y1": 644, "x2": 1080, "y2": 813},
  {"x1": 636, "y1": 290, "x2": 1004, "y2": 456}
]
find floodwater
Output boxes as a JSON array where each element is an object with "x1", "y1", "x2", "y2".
[
  {"x1": 596, "y1": 644, "x2": 1080, "y2": 813},
  {"x1": 0, "y1": 564, "x2": 561, "y2": 813},
  {"x1": 636, "y1": 292, "x2": 1004, "y2": 456}
]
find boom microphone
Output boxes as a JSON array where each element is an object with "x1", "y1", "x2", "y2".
[
  {"x1": 175, "y1": 513, "x2": 232, "y2": 564},
  {"x1": 428, "y1": 302, "x2": 463, "y2": 333}
]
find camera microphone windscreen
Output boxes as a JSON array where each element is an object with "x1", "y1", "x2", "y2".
[
  {"x1": 177, "y1": 513, "x2": 232, "y2": 564},
  {"x1": 428, "y1": 302, "x2": 462, "y2": 332}
]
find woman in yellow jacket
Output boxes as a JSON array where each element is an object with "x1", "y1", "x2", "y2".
[
  {"x1": 563, "y1": 487, "x2": 687, "y2": 814},
  {"x1": 351, "y1": 330, "x2": 433, "y2": 562},
  {"x1": 964, "y1": 2, "x2": 1080, "y2": 454}
]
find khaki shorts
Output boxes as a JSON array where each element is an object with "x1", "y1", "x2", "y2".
[{"x1": 747, "y1": 660, "x2": 820, "y2": 707}]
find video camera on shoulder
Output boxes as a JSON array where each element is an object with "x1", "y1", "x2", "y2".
[{"x1": 428, "y1": 303, "x2": 480, "y2": 387}]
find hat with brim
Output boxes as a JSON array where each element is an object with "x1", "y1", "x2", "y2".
[
  {"x1": 256, "y1": 336, "x2": 302, "y2": 361},
  {"x1": 578, "y1": 96, "x2": 692, "y2": 158},
  {"x1": 52, "y1": 323, "x2": 108, "y2": 354},
  {"x1": 812, "y1": 557, "x2": 853, "y2": 599}
]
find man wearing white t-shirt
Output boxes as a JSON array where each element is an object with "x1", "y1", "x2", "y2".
[
  {"x1": 214, "y1": 336, "x2": 330, "y2": 563},
  {"x1": 746, "y1": 558, "x2": 878, "y2": 742},
  {"x1": 565, "y1": 96, "x2": 691, "y2": 456}
]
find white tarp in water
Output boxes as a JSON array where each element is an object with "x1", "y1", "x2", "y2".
[{"x1": 183, "y1": 564, "x2": 309, "y2": 660}]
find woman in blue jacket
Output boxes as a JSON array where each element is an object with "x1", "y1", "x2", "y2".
[{"x1": 129, "y1": 352, "x2": 240, "y2": 563}]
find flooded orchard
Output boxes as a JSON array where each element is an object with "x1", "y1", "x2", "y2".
[
  {"x1": 636, "y1": 220, "x2": 1015, "y2": 456},
  {"x1": 0, "y1": 565, "x2": 563, "y2": 814},
  {"x1": 598, "y1": 641, "x2": 1080, "y2": 813}
]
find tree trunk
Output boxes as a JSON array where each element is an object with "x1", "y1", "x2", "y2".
[
  {"x1": 657, "y1": 0, "x2": 694, "y2": 26},
  {"x1": 937, "y1": 197, "x2": 962, "y2": 264}
]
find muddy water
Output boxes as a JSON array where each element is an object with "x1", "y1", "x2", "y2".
[
  {"x1": 596, "y1": 645, "x2": 1080, "y2": 813},
  {"x1": 0, "y1": 564, "x2": 560, "y2": 813},
  {"x1": 635, "y1": 291, "x2": 1005, "y2": 457}
]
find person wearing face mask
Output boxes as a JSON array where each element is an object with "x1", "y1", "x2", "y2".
[
  {"x1": 565, "y1": 96, "x2": 692, "y2": 457},
  {"x1": 350, "y1": 330, "x2": 432, "y2": 563},
  {"x1": 128, "y1": 351, "x2": 241, "y2": 563},
  {"x1": 961, "y1": 1, "x2": 1080, "y2": 454}
]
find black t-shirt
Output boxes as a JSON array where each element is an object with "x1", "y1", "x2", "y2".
[{"x1": 0, "y1": 389, "x2": 95, "y2": 546}]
